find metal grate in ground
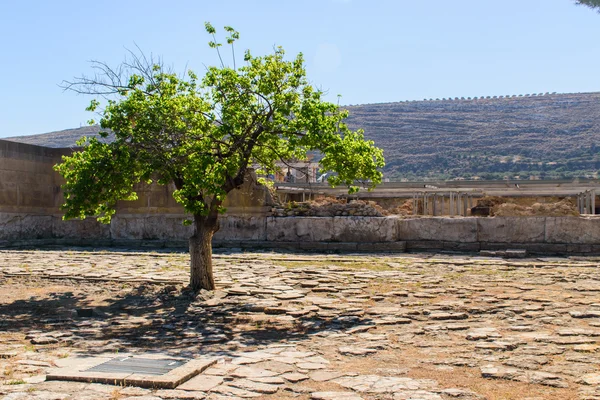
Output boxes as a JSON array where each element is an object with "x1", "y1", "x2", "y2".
[{"x1": 86, "y1": 356, "x2": 186, "y2": 376}]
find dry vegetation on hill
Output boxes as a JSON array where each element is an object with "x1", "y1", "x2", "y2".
[
  {"x1": 344, "y1": 92, "x2": 600, "y2": 180},
  {"x1": 5, "y1": 92, "x2": 600, "y2": 180}
]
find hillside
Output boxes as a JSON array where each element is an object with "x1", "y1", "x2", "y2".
[
  {"x1": 344, "y1": 92, "x2": 600, "y2": 180},
  {"x1": 4, "y1": 92, "x2": 600, "y2": 180},
  {"x1": 4, "y1": 126, "x2": 113, "y2": 148}
]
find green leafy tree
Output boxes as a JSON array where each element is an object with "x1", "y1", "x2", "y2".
[
  {"x1": 576, "y1": 0, "x2": 600, "y2": 10},
  {"x1": 55, "y1": 24, "x2": 384, "y2": 291}
]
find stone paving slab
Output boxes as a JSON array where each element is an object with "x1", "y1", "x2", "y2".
[
  {"x1": 47, "y1": 355, "x2": 216, "y2": 389},
  {"x1": 2, "y1": 248, "x2": 600, "y2": 399}
]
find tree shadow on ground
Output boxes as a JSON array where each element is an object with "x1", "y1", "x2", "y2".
[{"x1": 0, "y1": 279, "x2": 372, "y2": 355}]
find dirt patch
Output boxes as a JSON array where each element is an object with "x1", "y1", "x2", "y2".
[
  {"x1": 272, "y1": 196, "x2": 421, "y2": 217},
  {"x1": 493, "y1": 198, "x2": 579, "y2": 217},
  {"x1": 474, "y1": 196, "x2": 580, "y2": 216},
  {"x1": 388, "y1": 199, "x2": 414, "y2": 216},
  {"x1": 272, "y1": 197, "x2": 386, "y2": 217}
]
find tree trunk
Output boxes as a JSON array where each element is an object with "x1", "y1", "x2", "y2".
[{"x1": 189, "y1": 214, "x2": 219, "y2": 291}]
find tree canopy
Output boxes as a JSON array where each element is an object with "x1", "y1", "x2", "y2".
[
  {"x1": 55, "y1": 23, "x2": 385, "y2": 290},
  {"x1": 576, "y1": 0, "x2": 600, "y2": 10}
]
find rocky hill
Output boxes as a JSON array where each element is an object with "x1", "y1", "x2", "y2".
[
  {"x1": 4, "y1": 125, "x2": 113, "y2": 148},
  {"x1": 344, "y1": 92, "x2": 600, "y2": 180},
  {"x1": 5, "y1": 92, "x2": 600, "y2": 180}
]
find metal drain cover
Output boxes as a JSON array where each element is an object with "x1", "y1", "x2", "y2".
[{"x1": 86, "y1": 357, "x2": 186, "y2": 376}]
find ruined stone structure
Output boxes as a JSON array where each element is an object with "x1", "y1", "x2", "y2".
[
  {"x1": 0, "y1": 139, "x2": 272, "y2": 244},
  {"x1": 2, "y1": 138, "x2": 600, "y2": 255}
]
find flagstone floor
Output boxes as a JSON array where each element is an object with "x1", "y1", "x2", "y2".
[{"x1": 1, "y1": 248, "x2": 600, "y2": 399}]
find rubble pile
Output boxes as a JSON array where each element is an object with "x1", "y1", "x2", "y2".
[
  {"x1": 493, "y1": 198, "x2": 579, "y2": 217},
  {"x1": 272, "y1": 197, "x2": 385, "y2": 217}
]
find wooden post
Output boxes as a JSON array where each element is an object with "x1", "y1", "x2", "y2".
[{"x1": 592, "y1": 190, "x2": 596, "y2": 215}]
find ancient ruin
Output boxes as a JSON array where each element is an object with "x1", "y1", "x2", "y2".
[{"x1": 2, "y1": 99, "x2": 600, "y2": 400}]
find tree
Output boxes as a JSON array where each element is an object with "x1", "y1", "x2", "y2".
[
  {"x1": 576, "y1": 0, "x2": 600, "y2": 10},
  {"x1": 55, "y1": 23, "x2": 385, "y2": 291}
]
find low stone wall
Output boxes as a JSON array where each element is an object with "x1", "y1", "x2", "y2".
[
  {"x1": 0, "y1": 213, "x2": 262, "y2": 243},
  {"x1": 396, "y1": 216, "x2": 600, "y2": 254},
  {"x1": 3, "y1": 214, "x2": 600, "y2": 255}
]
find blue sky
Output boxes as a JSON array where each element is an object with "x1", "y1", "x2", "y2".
[{"x1": 1, "y1": 0, "x2": 599, "y2": 137}]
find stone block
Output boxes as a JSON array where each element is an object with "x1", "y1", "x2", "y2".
[
  {"x1": 442, "y1": 241, "x2": 481, "y2": 251},
  {"x1": 397, "y1": 217, "x2": 478, "y2": 242},
  {"x1": 332, "y1": 217, "x2": 396, "y2": 242},
  {"x1": 19, "y1": 215, "x2": 53, "y2": 239},
  {"x1": 566, "y1": 244, "x2": 593, "y2": 254},
  {"x1": 0, "y1": 213, "x2": 21, "y2": 240},
  {"x1": 522, "y1": 243, "x2": 567, "y2": 254},
  {"x1": 215, "y1": 215, "x2": 267, "y2": 241},
  {"x1": 477, "y1": 217, "x2": 545, "y2": 243},
  {"x1": 326, "y1": 242, "x2": 359, "y2": 251},
  {"x1": 405, "y1": 240, "x2": 445, "y2": 251},
  {"x1": 142, "y1": 216, "x2": 191, "y2": 240},
  {"x1": 52, "y1": 216, "x2": 110, "y2": 240},
  {"x1": 164, "y1": 240, "x2": 187, "y2": 248},
  {"x1": 267, "y1": 217, "x2": 334, "y2": 242},
  {"x1": 356, "y1": 241, "x2": 406, "y2": 252},
  {"x1": 109, "y1": 215, "x2": 145, "y2": 240},
  {"x1": 545, "y1": 217, "x2": 600, "y2": 244}
]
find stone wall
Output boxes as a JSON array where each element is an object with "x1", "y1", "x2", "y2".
[
  {"x1": 263, "y1": 216, "x2": 600, "y2": 254},
  {"x1": 0, "y1": 139, "x2": 273, "y2": 246},
  {"x1": 3, "y1": 139, "x2": 600, "y2": 255},
  {"x1": 0, "y1": 140, "x2": 69, "y2": 214},
  {"x1": 395, "y1": 216, "x2": 600, "y2": 254},
  {"x1": 4, "y1": 212, "x2": 600, "y2": 255}
]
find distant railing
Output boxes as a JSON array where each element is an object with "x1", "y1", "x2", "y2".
[{"x1": 274, "y1": 178, "x2": 600, "y2": 191}]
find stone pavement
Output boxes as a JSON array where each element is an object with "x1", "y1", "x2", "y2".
[{"x1": 1, "y1": 249, "x2": 600, "y2": 399}]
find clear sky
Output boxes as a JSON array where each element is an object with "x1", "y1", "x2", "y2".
[{"x1": 1, "y1": 0, "x2": 599, "y2": 138}]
